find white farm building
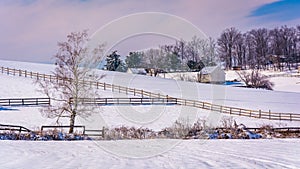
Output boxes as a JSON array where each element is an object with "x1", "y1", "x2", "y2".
[{"x1": 198, "y1": 66, "x2": 225, "y2": 84}]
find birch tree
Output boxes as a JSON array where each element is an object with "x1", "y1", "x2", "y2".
[{"x1": 37, "y1": 30, "x2": 105, "y2": 133}]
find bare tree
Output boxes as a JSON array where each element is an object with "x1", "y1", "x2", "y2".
[
  {"x1": 36, "y1": 30, "x2": 105, "y2": 133},
  {"x1": 244, "y1": 32, "x2": 256, "y2": 69},
  {"x1": 248, "y1": 28, "x2": 270, "y2": 70},
  {"x1": 217, "y1": 27, "x2": 242, "y2": 69},
  {"x1": 203, "y1": 37, "x2": 218, "y2": 66},
  {"x1": 143, "y1": 48, "x2": 166, "y2": 69}
]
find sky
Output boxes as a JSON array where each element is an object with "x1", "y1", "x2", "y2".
[{"x1": 0, "y1": 0, "x2": 300, "y2": 63}]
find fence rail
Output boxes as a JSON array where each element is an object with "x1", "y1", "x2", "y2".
[
  {"x1": 1, "y1": 66, "x2": 300, "y2": 121},
  {"x1": 41, "y1": 125, "x2": 85, "y2": 133},
  {"x1": 41, "y1": 125, "x2": 104, "y2": 137},
  {"x1": 71, "y1": 97, "x2": 177, "y2": 105},
  {"x1": 0, "y1": 98, "x2": 50, "y2": 106},
  {"x1": 216, "y1": 127, "x2": 300, "y2": 133},
  {"x1": 266, "y1": 74, "x2": 300, "y2": 78},
  {"x1": 0, "y1": 124, "x2": 31, "y2": 133}
]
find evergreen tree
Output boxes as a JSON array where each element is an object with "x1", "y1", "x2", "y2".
[{"x1": 106, "y1": 50, "x2": 121, "y2": 71}]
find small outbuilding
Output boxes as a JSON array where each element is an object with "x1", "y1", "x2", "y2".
[
  {"x1": 198, "y1": 65, "x2": 225, "y2": 84},
  {"x1": 126, "y1": 68, "x2": 147, "y2": 75}
]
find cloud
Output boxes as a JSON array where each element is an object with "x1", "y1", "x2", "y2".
[{"x1": 250, "y1": 0, "x2": 300, "y2": 21}]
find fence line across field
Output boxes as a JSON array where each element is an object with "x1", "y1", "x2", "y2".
[
  {"x1": 1, "y1": 66, "x2": 300, "y2": 121},
  {"x1": 266, "y1": 74, "x2": 300, "y2": 78},
  {"x1": 70, "y1": 97, "x2": 177, "y2": 105},
  {"x1": 0, "y1": 98, "x2": 50, "y2": 106}
]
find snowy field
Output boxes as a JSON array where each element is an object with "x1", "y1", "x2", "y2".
[
  {"x1": 1, "y1": 60, "x2": 300, "y2": 168},
  {"x1": 1, "y1": 139, "x2": 300, "y2": 169}
]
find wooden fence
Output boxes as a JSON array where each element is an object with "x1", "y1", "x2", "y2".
[
  {"x1": 1, "y1": 66, "x2": 300, "y2": 121},
  {"x1": 0, "y1": 124, "x2": 31, "y2": 133},
  {"x1": 0, "y1": 98, "x2": 50, "y2": 106},
  {"x1": 266, "y1": 74, "x2": 300, "y2": 78},
  {"x1": 41, "y1": 125, "x2": 104, "y2": 137},
  {"x1": 216, "y1": 127, "x2": 300, "y2": 133},
  {"x1": 70, "y1": 97, "x2": 177, "y2": 105}
]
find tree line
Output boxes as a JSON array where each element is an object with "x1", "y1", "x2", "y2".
[
  {"x1": 218, "y1": 25, "x2": 300, "y2": 70},
  {"x1": 105, "y1": 36, "x2": 218, "y2": 72},
  {"x1": 106, "y1": 25, "x2": 300, "y2": 72}
]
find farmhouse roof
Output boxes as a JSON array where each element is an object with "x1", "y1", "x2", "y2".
[
  {"x1": 200, "y1": 66, "x2": 218, "y2": 74},
  {"x1": 127, "y1": 68, "x2": 147, "y2": 74}
]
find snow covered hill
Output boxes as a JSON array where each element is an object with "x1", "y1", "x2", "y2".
[{"x1": 1, "y1": 60, "x2": 300, "y2": 169}]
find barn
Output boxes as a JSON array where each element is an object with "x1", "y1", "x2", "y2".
[{"x1": 198, "y1": 66, "x2": 225, "y2": 84}]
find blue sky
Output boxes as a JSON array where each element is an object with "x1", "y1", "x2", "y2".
[{"x1": 0, "y1": 0, "x2": 299, "y2": 63}]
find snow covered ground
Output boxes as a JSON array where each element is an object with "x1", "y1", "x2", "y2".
[
  {"x1": 1, "y1": 60, "x2": 300, "y2": 168},
  {"x1": 1, "y1": 139, "x2": 299, "y2": 169}
]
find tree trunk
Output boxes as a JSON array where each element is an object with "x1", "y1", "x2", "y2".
[{"x1": 69, "y1": 111, "x2": 76, "y2": 133}]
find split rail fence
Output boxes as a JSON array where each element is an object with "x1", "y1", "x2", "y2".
[
  {"x1": 266, "y1": 74, "x2": 300, "y2": 78},
  {"x1": 1, "y1": 66, "x2": 300, "y2": 121},
  {"x1": 0, "y1": 124, "x2": 32, "y2": 133},
  {"x1": 0, "y1": 98, "x2": 50, "y2": 106},
  {"x1": 41, "y1": 125, "x2": 104, "y2": 137},
  {"x1": 70, "y1": 97, "x2": 177, "y2": 105}
]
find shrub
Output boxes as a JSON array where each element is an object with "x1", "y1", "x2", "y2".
[{"x1": 237, "y1": 69, "x2": 274, "y2": 90}]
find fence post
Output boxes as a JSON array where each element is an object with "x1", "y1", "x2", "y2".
[
  {"x1": 7, "y1": 67, "x2": 9, "y2": 75},
  {"x1": 102, "y1": 126, "x2": 105, "y2": 139},
  {"x1": 279, "y1": 113, "x2": 281, "y2": 121},
  {"x1": 166, "y1": 95, "x2": 169, "y2": 103},
  {"x1": 25, "y1": 70, "x2": 27, "y2": 77},
  {"x1": 268, "y1": 110, "x2": 271, "y2": 120},
  {"x1": 37, "y1": 73, "x2": 39, "y2": 80},
  {"x1": 112, "y1": 84, "x2": 114, "y2": 92},
  {"x1": 134, "y1": 88, "x2": 136, "y2": 96},
  {"x1": 19, "y1": 69, "x2": 21, "y2": 76},
  {"x1": 141, "y1": 90, "x2": 144, "y2": 98},
  {"x1": 104, "y1": 83, "x2": 106, "y2": 90},
  {"x1": 259, "y1": 110, "x2": 261, "y2": 118},
  {"x1": 290, "y1": 114, "x2": 292, "y2": 121},
  {"x1": 96, "y1": 82, "x2": 99, "y2": 89}
]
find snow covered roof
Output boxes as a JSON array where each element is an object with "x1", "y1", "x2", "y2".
[
  {"x1": 127, "y1": 68, "x2": 147, "y2": 74},
  {"x1": 200, "y1": 66, "x2": 220, "y2": 74}
]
